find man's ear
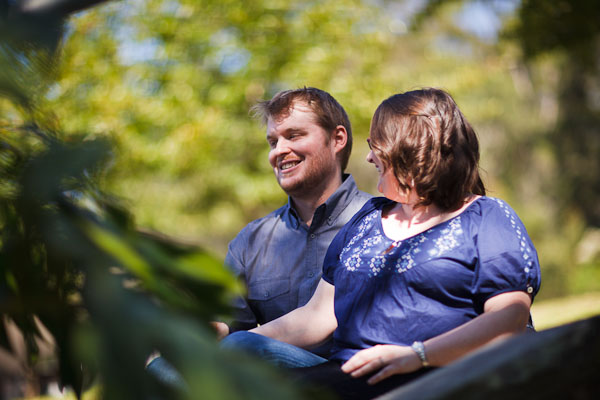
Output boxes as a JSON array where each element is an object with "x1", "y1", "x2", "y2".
[{"x1": 331, "y1": 125, "x2": 348, "y2": 154}]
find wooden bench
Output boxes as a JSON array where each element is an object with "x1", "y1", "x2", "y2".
[{"x1": 378, "y1": 315, "x2": 600, "y2": 399}]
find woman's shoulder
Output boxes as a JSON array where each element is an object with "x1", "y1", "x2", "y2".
[
  {"x1": 337, "y1": 197, "x2": 391, "y2": 234},
  {"x1": 470, "y1": 196, "x2": 522, "y2": 220},
  {"x1": 462, "y1": 196, "x2": 530, "y2": 238},
  {"x1": 460, "y1": 196, "x2": 517, "y2": 217},
  {"x1": 362, "y1": 196, "x2": 393, "y2": 206},
  {"x1": 353, "y1": 196, "x2": 393, "y2": 216}
]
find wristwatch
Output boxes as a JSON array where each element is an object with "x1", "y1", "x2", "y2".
[{"x1": 411, "y1": 341, "x2": 429, "y2": 367}]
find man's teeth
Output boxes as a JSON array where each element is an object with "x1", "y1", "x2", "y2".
[{"x1": 281, "y1": 161, "x2": 299, "y2": 170}]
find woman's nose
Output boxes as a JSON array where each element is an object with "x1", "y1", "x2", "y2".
[{"x1": 366, "y1": 150, "x2": 374, "y2": 164}]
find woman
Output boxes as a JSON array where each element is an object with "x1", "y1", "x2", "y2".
[{"x1": 230, "y1": 88, "x2": 541, "y2": 399}]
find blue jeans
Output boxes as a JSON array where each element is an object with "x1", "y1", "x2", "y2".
[
  {"x1": 147, "y1": 331, "x2": 327, "y2": 386},
  {"x1": 221, "y1": 331, "x2": 327, "y2": 368},
  {"x1": 146, "y1": 356, "x2": 187, "y2": 390}
]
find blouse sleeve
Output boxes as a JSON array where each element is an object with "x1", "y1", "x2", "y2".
[{"x1": 471, "y1": 198, "x2": 541, "y2": 313}]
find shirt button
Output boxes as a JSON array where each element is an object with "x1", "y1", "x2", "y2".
[
  {"x1": 308, "y1": 272, "x2": 314, "y2": 277},
  {"x1": 264, "y1": 291, "x2": 270, "y2": 298},
  {"x1": 527, "y1": 286, "x2": 533, "y2": 294},
  {"x1": 310, "y1": 233, "x2": 316, "y2": 239}
]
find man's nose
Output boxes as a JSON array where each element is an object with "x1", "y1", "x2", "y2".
[{"x1": 273, "y1": 138, "x2": 291, "y2": 157}]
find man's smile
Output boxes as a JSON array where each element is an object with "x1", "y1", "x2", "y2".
[{"x1": 279, "y1": 160, "x2": 301, "y2": 171}]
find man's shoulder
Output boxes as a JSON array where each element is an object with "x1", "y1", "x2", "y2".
[
  {"x1": 226, "y1": 203, "x2": 290, "y2": 264},
  {"x1": 240, "y1": 204, "x2": 288, "y2": 231},
  {"x1": 338, "y1": 187, "x2": 373, "y2": 214},
  {"x1": 230, "y1": 204, "x2": 288, "y2": 244},
  {"x1": 354, "y1": 189, "x2": 374, "y2": 204}
]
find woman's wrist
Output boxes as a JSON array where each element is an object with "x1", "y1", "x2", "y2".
[{"x1": 410, "y1": 341, "x2": 430, "y2": 367}]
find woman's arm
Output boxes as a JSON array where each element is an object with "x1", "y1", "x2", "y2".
[
  {"x1": 424, "y1": 290, "x2": 531, "y2": 365},
  {"x1": 250, "y1": 278, "x2": 337, "y2": 349},
  {"x1": 341, "y1": 290, "x2": 532, "y2": 384}
]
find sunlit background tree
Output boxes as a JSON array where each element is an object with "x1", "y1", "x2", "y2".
[{"x1": 47, "y1": 0, "x2": 599, "y2": 297}]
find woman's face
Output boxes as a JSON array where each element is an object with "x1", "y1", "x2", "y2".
[{"x1": 366, "y1": 138, "x2": 408, "y2": 202}]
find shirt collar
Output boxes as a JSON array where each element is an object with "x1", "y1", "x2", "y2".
[{"x1": 284, "y1": 174, "x2": 360, "y2": 230}]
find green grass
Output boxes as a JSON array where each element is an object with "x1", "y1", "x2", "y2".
[{"x1": 531, "y1": 291, "x2": 600, "y2": 330}]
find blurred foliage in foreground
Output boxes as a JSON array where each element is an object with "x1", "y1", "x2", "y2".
[
  {"x1": 40, "y1": 0, "x2": 600, "y2": 299},
  {"x1": 0, "y1": 1, "x2": 304, "y2": 398}
]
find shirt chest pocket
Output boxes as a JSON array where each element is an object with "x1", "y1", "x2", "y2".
[{"x1": 247, "y1": 278, "x2": 292, "y2": 323}]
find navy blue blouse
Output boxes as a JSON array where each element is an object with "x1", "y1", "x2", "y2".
[{"x1": 322, "y1": 196, "x2": 541, "y2": 362}]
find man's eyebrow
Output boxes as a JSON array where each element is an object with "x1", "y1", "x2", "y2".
[
  {"x1": 266, "y1": 128, "x2": 305, "y2": 139},
  {"x1": 283, "y1": 128, "x2": 306, "y2": 135}
]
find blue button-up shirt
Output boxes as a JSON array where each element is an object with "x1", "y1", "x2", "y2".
[{"x1": 225, "y1": 175, "x2": 372, "y2": 336}]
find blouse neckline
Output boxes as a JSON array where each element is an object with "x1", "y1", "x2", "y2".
[{"x1": 377, "y1": 195, "x2": 485, "y2": 243}]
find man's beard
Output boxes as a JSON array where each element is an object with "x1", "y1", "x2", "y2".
[{"x1": 278, "y1": 154, "x2": 337, "y2": 200}]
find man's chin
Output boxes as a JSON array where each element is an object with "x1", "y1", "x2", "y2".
[
  {"x1": 279, "y1": 183, "x2": 302, "y2": 197},
  {"x1": 278, "y1": 179, "x2": 307, "y2": 197}
]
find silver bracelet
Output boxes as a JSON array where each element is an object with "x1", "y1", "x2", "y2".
[{"x1": 410, "y1": 341, "x2": 429, "y2": 367}]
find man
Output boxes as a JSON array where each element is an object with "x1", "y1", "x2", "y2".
[
  {"x1": 147, "y1": 87, "x2": 370, "y2": 381},
  {"x1": 215, "y1": 88, "x2": 371, "y2": 358}
]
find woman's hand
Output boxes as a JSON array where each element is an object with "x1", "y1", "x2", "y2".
[{"x1": 341, "y1": 344, "x2": 422, "y2": 385}]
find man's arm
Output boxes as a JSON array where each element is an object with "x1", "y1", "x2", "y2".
[
  {"x1": 251, "y1": 279, "x2": 337, "y2": 349},
  {"x1": 211, "y1": 244, "x2": 259, "y2": 336}
]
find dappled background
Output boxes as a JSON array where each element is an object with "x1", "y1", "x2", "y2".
[
  {"x1": 44, "y1": 0, "x2": 599, "y2": 299},
  {"x1": 1, "y1": 0, "x2": 599, "y2": 398}
]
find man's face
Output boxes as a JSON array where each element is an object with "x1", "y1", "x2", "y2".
[{"x1": 266, "y1": 102, "x2": 340, "y2": 198}]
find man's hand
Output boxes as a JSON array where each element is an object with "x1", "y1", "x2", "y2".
[
  {"x1": 210, "y1": 321, "x2": 230, "y2": 340},
  {"x1": 341, "y1": 344, "x2": 421, "y2": 385}
]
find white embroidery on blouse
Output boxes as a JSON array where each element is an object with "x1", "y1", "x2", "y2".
[
  {"x1": 428, "y1": 217, "x2": 463, "y2": 257},
  {"x1": 393, "y1": 235, "x2": 427, "y2": 274},
  {"x1": 340, "y1": 210, "x2": 380, "y2": 272},
  {"x1": 340, "y1": 209, "x2": 465, "y2": 278},
  {"x1": 492, "y1": 198, "x2": 535, "y2": 282},
  {"x1": 369, "y1": 255, "x2": 386, "y2": 276}
]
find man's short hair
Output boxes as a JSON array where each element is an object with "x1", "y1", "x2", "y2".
[{"x1": 252, "y1": 87, "x2": 353, "y2": 172}]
